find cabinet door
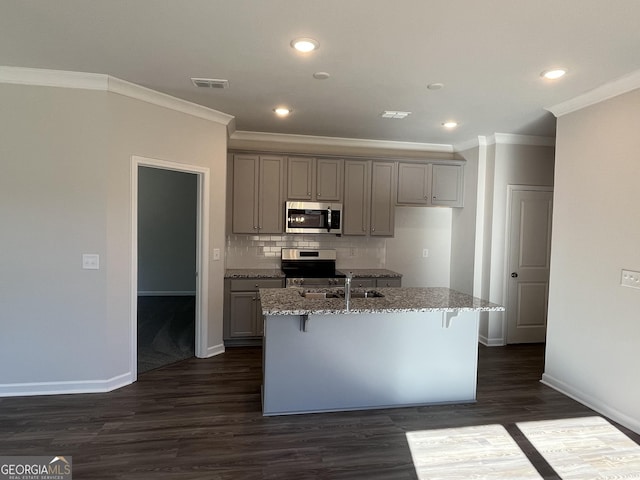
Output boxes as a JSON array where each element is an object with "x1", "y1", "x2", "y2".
[
  {"x1": 287, "y1": 157, "x2": 313, "y2": 200},
  {"x1": 342, "y1": 160, "x2": 371, "y2": 235},
  {"x1": 258, "y1": 155, "x2": 286, "y2": 233},
  {"x1": 352, "y1": 278, "x2": 376, "y2": 288},
  {"x1": 316, "y1": 158, "x2": 343, "y2": 201},
  {"x1": 397, "y1": 163, "x2": 429, "y2": 205},
  {"x1": 431, "y1": 164, "x2": 464, "y2": 207},
  {"x1": 232, "y1": 154, "x2": 259, "y2": 233},
  {"x1": 229, "y1": 292, "x2": 257, "y2": 337},
  {"x1": 371, "y1": 161, "x2": 396, "y2": 236},
  {"x1": 376, "y1": 277, "x2": 401, "y2": 287}
]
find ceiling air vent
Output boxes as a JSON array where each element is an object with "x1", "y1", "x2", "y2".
[
  {"x1": 381, "y1": 111, "x2": 411, "y2": 119},
  {"x1": 191, "y1": 77, "x2": 229, "y2": 89}
]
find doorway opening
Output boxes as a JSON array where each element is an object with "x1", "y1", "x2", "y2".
[
  {"x1": 137, "y1": 166, "x2": 197, "y2": 373},
  {"x1": 130, "y1": 156, "x2": 210, "y2": 381}
]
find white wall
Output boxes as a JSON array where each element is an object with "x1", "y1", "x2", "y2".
[
  {"x1": 451, "y1": 146, "x2": 479, "y2": 295},
  {"x1": 385, "y1": 207, "x2": 452, "y2": 287},
  {"x1": 544, "y1": 88, "x2": 640, "y2": 434},
  {"x1": 0, "y1": 80, "x2": 228, "y2": 395},
  {"x1": 485, "y1": 141, "x2": 555, "y2": 344}
]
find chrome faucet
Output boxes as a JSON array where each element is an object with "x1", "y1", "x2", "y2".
[{"x1": 344, "y1": 271, "x2": 353, "y2": 311}]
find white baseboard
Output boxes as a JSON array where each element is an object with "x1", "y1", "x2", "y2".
[
  {"x1": 479, "y1": 335, "x2": 505, "y2": 347},
  {"x1": 204, "y1": 343, "x2": 225, "y2": 358},
  {"x1": 541, "y1": 373, "x2": 640, "y2": 435},
  {"x1": 137, "y1": 291, "x2": 196, "y2": 296},
  {"x1": 0, "y1": 372, "x2": 133, "y2": 398}
]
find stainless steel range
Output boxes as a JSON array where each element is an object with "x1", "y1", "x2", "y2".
[{"x1": 281, "y1": 248, "x2": 346, "y2": 288}]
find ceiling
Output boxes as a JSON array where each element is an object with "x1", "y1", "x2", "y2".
[{"x1": 2, "y1": 0, "x2": 640, "y2": 148}]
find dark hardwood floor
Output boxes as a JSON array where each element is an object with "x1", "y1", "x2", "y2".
[{"x1": 1, "y1": 345, "x2": 638, "y2": 479}]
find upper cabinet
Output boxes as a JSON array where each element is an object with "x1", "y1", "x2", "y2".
[
  {"x1": 342, "y1": 160, "x2": 396, "y2": 237},
  {"x1": 397, "y1": 162, "x2": 464, "y2": 208},
  {"x1": 343, "y1": 160, "x2": 371, "y2": 235},
  {"x1": 370, "y1": 161, "x2": 396, "y2": 236},
  {"x1": 287, "y1": 157, "x2": 343, "y2": 202},
  {"x1": 431, "y1": 164, "x2": 464, "y2": 207},
  {"x1": 232, "y1": 154, "x2": 286, "y2": 234}
]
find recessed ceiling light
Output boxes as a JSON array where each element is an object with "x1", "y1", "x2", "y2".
[
  {"x1": 541, "y1": 68, "x2": 567, "y2": 80},
  {"x1": 274, "y1": 107, "x2": 291, "y2": 117},
  {"x1": 381, "y1": 111, "x2": 412, "y2": 119},
  {"x1": 313, "y1": 71, "x2": 330, "y2": 80},
  {"x1": 442, "y1": 121, "x2": 458, "y2": 129},
  {"x1": 427, "y1": 83, "x2": 444, "y2": 90},
  {"x1": 290, "y1": 37, "x2": 319, "y2": 53}
]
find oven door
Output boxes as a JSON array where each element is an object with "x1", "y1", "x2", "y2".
[{"x1": 285, "y1": 201, "x2": 342, "y2": 234}]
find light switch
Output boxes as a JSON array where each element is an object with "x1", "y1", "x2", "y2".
[
  {"x1": 212, "y1": 248, "x2": 221, "y2": 261},
  {"x1": 82, "y1": 254, "x2": 100, "y2": 270}
]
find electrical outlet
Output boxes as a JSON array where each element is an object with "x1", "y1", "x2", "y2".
[
  {"x1": 621, "y1": 269, "x2": 640, "y2": 289},
  {"x1": 350, "y1": 247, "x2": 356, "y2": 257},
  {"x1": 82, "y1": 253, "x2": 99, "y2": 270},
  {"x1": 422, "y1": 249, "x2": 429, "y2": 258}
]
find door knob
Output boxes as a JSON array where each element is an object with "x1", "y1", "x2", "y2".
[{"x1": 511, "y1": 272, "x2": 518, "y2": 278}]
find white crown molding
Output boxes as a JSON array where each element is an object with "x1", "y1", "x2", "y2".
[
  {"x1": 0, "y1": 65, "x2": 107, "y2": 89},
  {"x1": 107, "y1": 76, "x2": 233, "y2": 125},
  {"x1": 488, "y1": 133, "x2": 555, "y2": 147},
  {"x1": 454, "y1": 133, "x2": 554, "y2": 152},
  {"x1": 229, "y1": 130, "x2": 454, "y2": 153},
  {"x1": 454, "y1": 136, "x2": 482, "y2": 152},
  {"x1": 546, "y1": 68, "x2": 640, "y2": 117},
  {"x1": 0, "y1": 66, "x2": 234, "y2": 126}
]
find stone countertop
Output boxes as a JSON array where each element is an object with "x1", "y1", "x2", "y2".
[
  {"x1": 224, "y1": 268, "x2": 400, "y2": 279},
  {"x1": 225, "y1": 269, "x2": 285, "y2": 279},
  {"x1": 260, "y1": 287, "x2": 504, "y2": 316},
  {"x1": 339, "y1": 269, "x2": 402, "y2": 278}
]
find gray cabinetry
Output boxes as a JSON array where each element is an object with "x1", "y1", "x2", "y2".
[
  {"x1": 370, "y1": 161, "x2": 396, "y2": 236},
  {"x1": 343, "y1": 160, "x2": 396, "y2": 236},
  {"x1": 224, "y1": 278, "x2": 284, "y2": 346},
  {"x1": 287, "y1": 157, "x2": 343, "y2": 202},
  {"x1": 397, "y1": 162, "x2": 463, "y2": 207},
  {"x1": 232, "y1": 154, "x2": 285, "y2": 234},
  {"x1": 431, "y1": 164, "x2": 464, "y2": 207},
  {"x1": 343, "y1": 160, "x2": 371, "y2": 235},
  {"x1": 351, "y1": 277, "x2": 402, "y2": 288},
  {"x1": 397, "y1": 162, "x2": 430, "y2": 205}
]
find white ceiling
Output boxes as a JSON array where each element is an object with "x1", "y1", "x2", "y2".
[{"x1": 2, "y1": 0, "x2": 640, "y2": 147}]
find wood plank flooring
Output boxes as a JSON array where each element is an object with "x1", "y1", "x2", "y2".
[{"x1": 1, "y1": 344, "x2": 638, "y2": 479}]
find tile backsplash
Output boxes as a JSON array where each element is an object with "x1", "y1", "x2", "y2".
[{"x1": 226, "y1": 234, "x2": 386, "y2": 269}]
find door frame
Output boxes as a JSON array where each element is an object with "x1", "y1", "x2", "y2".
[
  {"x1": 502, "y1": 184, "x2": 553, "y2": 344},
  {"x1": 130, "y1": 155, "x2": 210, "y2": 382}
]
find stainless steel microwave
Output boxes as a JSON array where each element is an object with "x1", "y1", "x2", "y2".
[{"x1": 285, "y1": 201, "x2": 342, "y2": 234}]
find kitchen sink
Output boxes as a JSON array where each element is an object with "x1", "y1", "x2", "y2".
[{"x1": 299, "y1": 289, "x2": 384, "y2": 299}]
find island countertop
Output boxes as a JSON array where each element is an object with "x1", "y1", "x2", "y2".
[{"x1": 260, "y1": 287, "x2": 504, "y2": 316}]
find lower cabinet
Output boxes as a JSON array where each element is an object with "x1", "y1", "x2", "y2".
[
  {"x1": 224, "y1": 278, "x2": 284, "y2": 346},
  {"x1": 352, "y1": 277, "x2": 402, "y2": 288}
]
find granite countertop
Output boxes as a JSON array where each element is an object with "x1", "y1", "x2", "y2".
[
  {"x1": 225, "y1": 268, "x2": 400, "y2": 279},
  {"x1": 260, "y1": 287, "x2": 504, "y2": 316},
  {"x1": 340, "y1": 269, "x2": 402, "y2": 278},
  {"x1": 225, "y1": 269, "x2": 285, "y2": 279}
]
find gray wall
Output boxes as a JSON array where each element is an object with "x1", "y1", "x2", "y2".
[
  {"x1": 544, "y1": 88, "x2": 640, "y2": 433},
  {"x1": 138, "y1": 167, "x2": 197, "y2": 294},
  {"x1": 0, "y1": 81, "x2": 227, "y2": 392}
]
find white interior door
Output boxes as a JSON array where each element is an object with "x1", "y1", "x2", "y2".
[{"x1": 506, "y1": 187, "x2": 553, "y2": 344}]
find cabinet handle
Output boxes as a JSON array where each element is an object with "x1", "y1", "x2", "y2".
[
  {"x1": 307, "y1": 192, "x2": 311, "y2": 195},
  {"x1": 372, "y1": 226, "x2": 375, "y2": 232}
]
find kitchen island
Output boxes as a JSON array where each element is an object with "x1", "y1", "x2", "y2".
[{"x1": 259, "y1": 287, "x2": 504, "y2": 416}]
